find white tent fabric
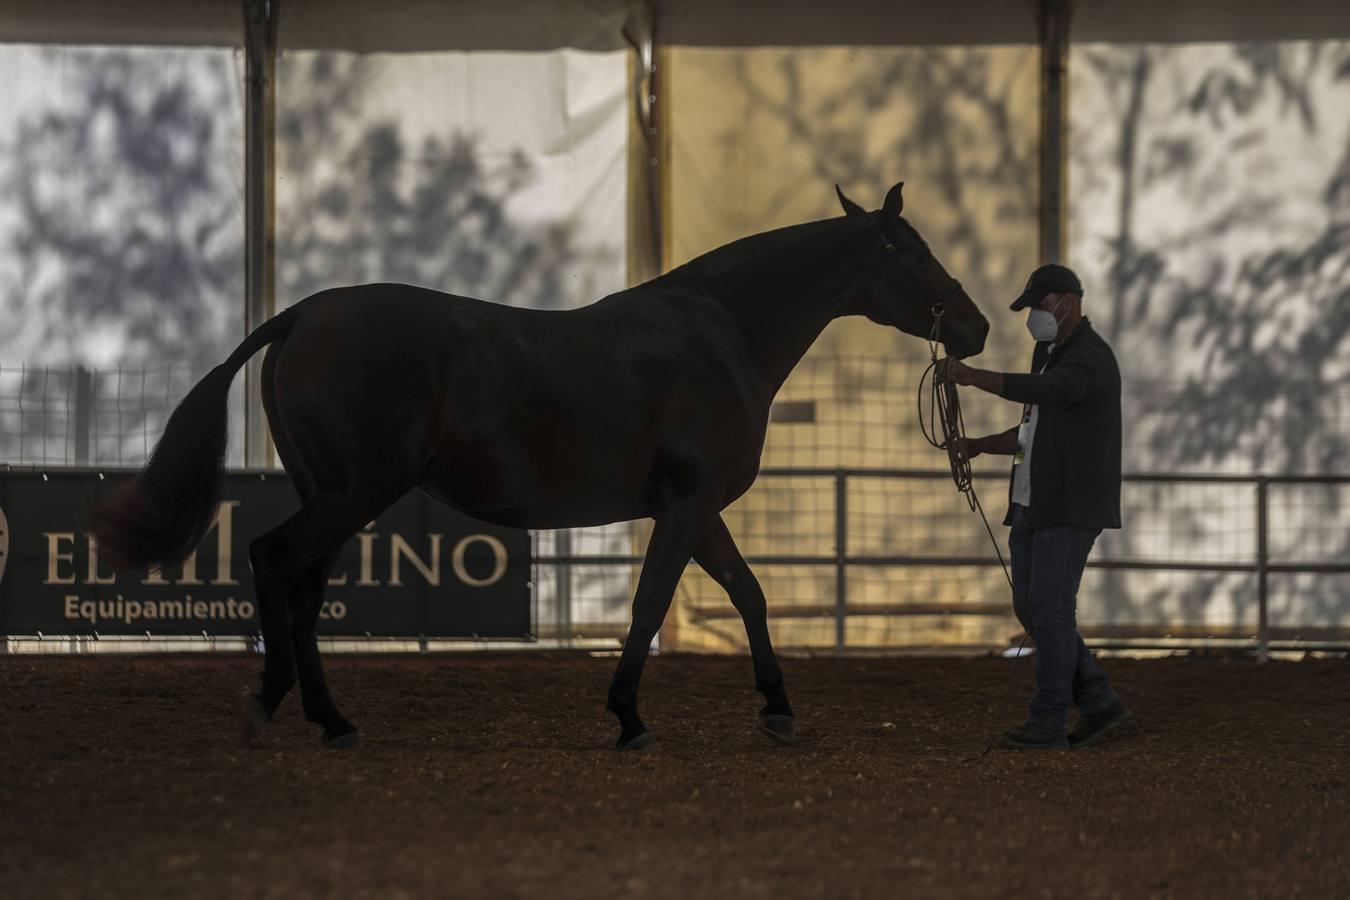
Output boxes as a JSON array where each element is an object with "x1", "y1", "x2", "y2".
[
  {"x1": 0, "y1": 45, "x2": 245, "y2": 368},
  {"x1": 1070, "y1": 40, "x2": 1350, "y2": 476},
  {"x1": 0, "y1": 44, "x2": 246, "y2": 464},
  {"x1": 1069, "y1": 39, "x2": 1350, "y2": 636},
  {"x1": 0, "y1": 38, "x2": 630, "y2": 465},
  {"x1": 275, "y1": 48, "x2": 629, "y2": 310}
]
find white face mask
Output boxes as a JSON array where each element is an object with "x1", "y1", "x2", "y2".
[{"x1": 1025, "y1": 297, "x2": 1065, "y2": 342}]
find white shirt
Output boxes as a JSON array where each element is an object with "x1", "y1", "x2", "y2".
[{"x1": 1011, "y1": 348, "x2": 1053, "y2": 508}]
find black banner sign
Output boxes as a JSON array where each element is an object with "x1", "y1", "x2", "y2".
[{"x1": 0, "y1": 471, "x2": 532, "y2": 640}]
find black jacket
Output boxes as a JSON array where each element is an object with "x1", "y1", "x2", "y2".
[{"x1": 999, "y1": 318, "x2": 1122, "y2": 530}]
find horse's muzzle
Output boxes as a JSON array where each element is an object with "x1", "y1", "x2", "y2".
[{"x1": 944, "y1": 315, "x2": 990, "y2": 360}]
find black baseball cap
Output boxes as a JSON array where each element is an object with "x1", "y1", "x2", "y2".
[{"x1": 1010, "y1": 263, "x2": 1083, "y2": 310}]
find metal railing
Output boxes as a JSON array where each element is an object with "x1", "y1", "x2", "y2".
[
  {"x1": 4, "y1": 361, "x2": 1348, "y2": 656},
  {"x1": 2, "y1": 465, "x2": 1346, "y2": 655},
  {"x1": 535, "y1": 468, "x2": 1350, "y2": 658}
]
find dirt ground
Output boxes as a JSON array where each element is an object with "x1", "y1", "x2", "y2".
[{"x1": 1, "y1": 652, "x2": 1347, "y2": 899}]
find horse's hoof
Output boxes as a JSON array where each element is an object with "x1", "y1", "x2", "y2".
[
  {"x1": 240, "y1": 692, "x2": 270, "y2": 744},
  {"x1": 759, "y1": 714, "x2": 797, "y2": 746},
  {"x1": 616, "y1": 730, "x2": 654, "y2": 752}
]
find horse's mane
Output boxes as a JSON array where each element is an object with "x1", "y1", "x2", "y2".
[{"x1": 652, "y1": 216, "x2": 849, "y2": 285}]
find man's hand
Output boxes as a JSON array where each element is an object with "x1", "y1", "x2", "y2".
[
  {"x1": 954, "y1": 436, "x2": 985, "y2": 460},
  {"x1": 964, "y1": 429, "x2": 1020, "y2": 456},
  {"x1": 945, "y1": 359, "x2": 976, "y2": 386},
  {"x1": 943, "y1": 358, "x2": 1004, "y2": 396}
]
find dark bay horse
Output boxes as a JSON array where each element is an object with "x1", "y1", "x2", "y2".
[{"x1": 95, "y1": 182, "x2": 989, "y2": 750}]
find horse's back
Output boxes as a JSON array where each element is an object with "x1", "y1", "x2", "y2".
[{"x1": 271, "y1": 281, "x2": 769, "y2": 526}]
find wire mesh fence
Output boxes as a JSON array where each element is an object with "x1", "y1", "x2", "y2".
[
  {"x1": 0, "y1": 366, "x2": 82, "y2": 467},
  {"x1": 0, "y1": 365, "x2": 244, "y2": 468},
  {"x1": 537, "y1": 471, "x2": 1350, "y2": 654},
  {"x1": 763, "y1": 355, "x2": 1350, "y2": 476},
  {"x1": 3, "y1": 361, "x2": 1348, "y2": 653}
]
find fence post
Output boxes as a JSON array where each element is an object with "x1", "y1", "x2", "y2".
[
  {"x1": 73, "y1": 367, "x2": 93, "y2": 466},
  {"x1": 556, "y1": 529, "x2": 572, "y2": 648},
  {"x1": 835, "y1": 469, "x2": 847, "y2": 652},
  {"x1": 1256, "y1": 477, "x2": 1269, "y2": 662},
  {"x1": 0, "y1": 500, "x2": 7, "y2": 654}
]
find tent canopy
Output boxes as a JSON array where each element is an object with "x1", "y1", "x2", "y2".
[{"x1": 3, "y1": 0, "x2": 1347, "y2": 50}]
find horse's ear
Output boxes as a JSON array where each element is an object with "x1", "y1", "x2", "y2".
[
  {"x1": 836, "y1": 184, "x2": 866, "y2": 219},
  {"x1": 882, "y1": 181, "x2": 905, "y2": 218}
]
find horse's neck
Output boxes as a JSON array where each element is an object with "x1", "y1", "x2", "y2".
[{"x1": 701, "y1": 224, "x2": 861, "y2": 394}]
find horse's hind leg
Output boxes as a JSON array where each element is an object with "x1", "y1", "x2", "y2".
[
  {"x1": 241, "y1": 341, "x2": 306, "y2": 732},
  {"x1": 693, "y1": 515, "x2": 795, "y2": 745},
  {"x1": 244, "y1": 547, "x2": 300, "y2": 728},
  {"x1": 289, "y1": 550, "x2": 356, "y2": 748},
  {"x1": 244, "y1": 491, "x2": 398, "y2": 746},
  {"x1": 241, "y1": 597, "x2": 297, "y2": 741}
]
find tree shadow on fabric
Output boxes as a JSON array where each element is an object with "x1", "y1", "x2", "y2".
[
  {"x1": 275, "y1": 52, "x2": 615, "y2": 312},
  {"x1": 1075, "y1": 41, "x2": 1350, "y2": 629},
  {"x1": 0, "y1": 47, "x2": 608, "y2": 468}
]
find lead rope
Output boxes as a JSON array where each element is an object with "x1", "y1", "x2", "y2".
[{"x1": 916, "y1": 309, "x2": 1032, "y2": 762}]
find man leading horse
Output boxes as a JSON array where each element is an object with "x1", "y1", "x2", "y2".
[{"x1": 948, "y1": 263, "x2": 1131, "y2": 751}]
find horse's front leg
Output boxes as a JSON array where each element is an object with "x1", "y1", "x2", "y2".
[
  {"x1": 693, "y1": 515, "x2": 795, "y2": 745},
  {"x1": 606, "y1": 497, "x2": 717, "y2": 750}
]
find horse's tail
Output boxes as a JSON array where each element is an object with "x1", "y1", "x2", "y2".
[{"x1": 94, "y1": 304, "x2": 302, "y2": 570}]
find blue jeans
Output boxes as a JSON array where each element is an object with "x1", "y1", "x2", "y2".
[{"x1": 1009, "y1": 504, "x2": 1118, "y2": 731}]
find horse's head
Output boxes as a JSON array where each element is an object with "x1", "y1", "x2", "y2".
[{"x1": 837, "y1": 182, "x2": 989, "y2": 359}]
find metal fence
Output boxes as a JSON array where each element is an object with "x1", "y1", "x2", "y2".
[
  {"x1": 534, "y1": 469, "x2": 1350, "y2": 657},
  {"x1": 3, "y1": 363, "x2": 1348, "y2": 654},
  {"x1": 0, "y1": 365, "x2": 243, "y2": 468}
]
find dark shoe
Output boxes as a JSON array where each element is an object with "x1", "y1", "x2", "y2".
[
  {"x1": 997, "y1": 722, "x2": 1068, "y2": 751},
  {"x1": 1070, "y1": 700, "x2": 1132, "y2": 749}
]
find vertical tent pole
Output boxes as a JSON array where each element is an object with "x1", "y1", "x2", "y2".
[
  {"x1": 1039, "y1": 0, "x2": 1071, "y2": 263},
  {"x1": 623, "y1": 2, "x2": 667, "y2": 648},
  {"x1": 243, "y1": 0, "x2": 279, "y2": 469},
  {"x1": 624, "y1": 0, "x2": 662, "y2": 287}
]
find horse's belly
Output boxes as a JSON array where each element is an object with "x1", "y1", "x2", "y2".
[{"x1": 418, "y1": 438, "x2": 649, "y2": 530}]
